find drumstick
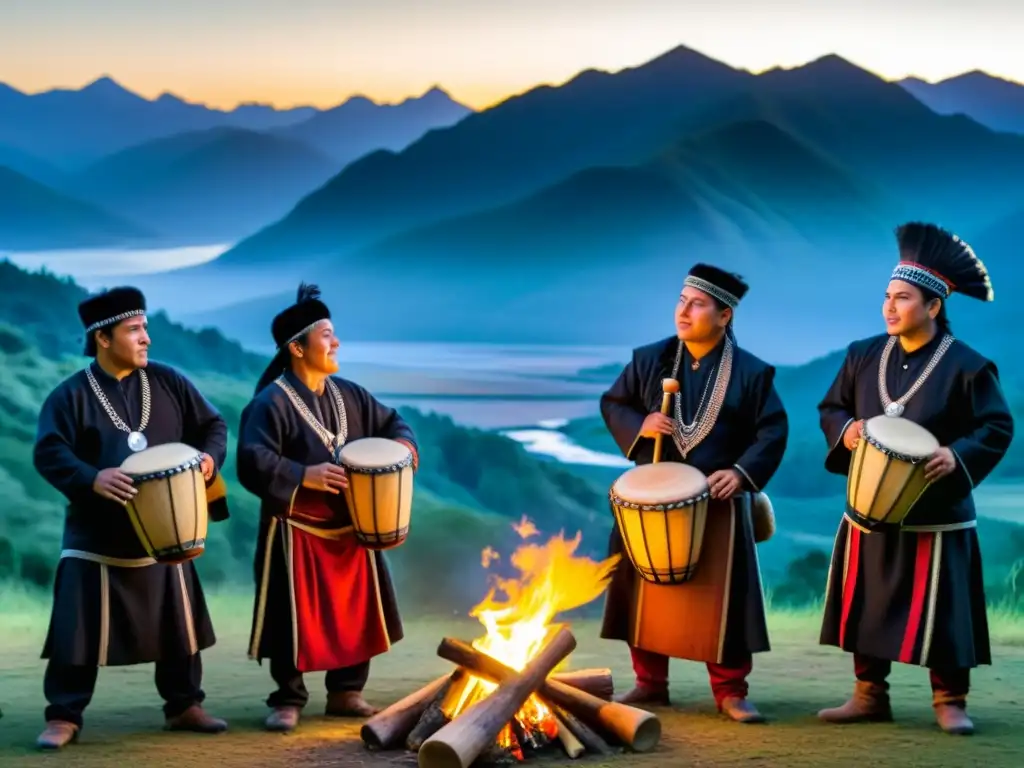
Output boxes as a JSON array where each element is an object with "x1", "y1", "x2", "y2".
[{"x1": 653, "y1": 378, "x2": 679, "y2": 464}]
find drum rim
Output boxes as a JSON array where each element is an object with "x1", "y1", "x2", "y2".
[
  {"x1": 608, "y1": 488, "x2": 711, "y2": 510},
  {"x1": 126, "y1": 454, "x2": 203, "y2": 482},
  {"x1": 338, "y1": 452, "x2": 414, "y2": 474},
  {"x1": 862, "y1": 422, "x2": 936, "y2": 463}
]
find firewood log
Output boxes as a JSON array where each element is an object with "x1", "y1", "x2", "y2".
[{"x1": 417, "y1": 627, "x2": 577, "y2": 768}]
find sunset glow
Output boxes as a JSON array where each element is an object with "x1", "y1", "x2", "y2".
[{"x1": 1, "y1": 0, "x2": 1020, "y2": 111}]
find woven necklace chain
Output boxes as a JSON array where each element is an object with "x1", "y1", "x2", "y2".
[
  {"x1": 877, "y1": 334, "x2": 954, "y2": 418},
  {"x1": 275, "y1": 375, "x2": 349, "y2": 454},
  {"x1": 85, "y1": 367, "x2": 152, "y2": 451},
  {"x1": 670, "y1": 336, "x2": 734, "y2": 458}
]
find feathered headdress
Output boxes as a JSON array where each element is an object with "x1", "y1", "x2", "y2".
[{"x1": 891, "y1": 222, "x2": 993, "y2": 302}]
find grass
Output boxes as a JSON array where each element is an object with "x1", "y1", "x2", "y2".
[{"x1": 2, "y1": 588, "x2": 1024, "y2": 767}]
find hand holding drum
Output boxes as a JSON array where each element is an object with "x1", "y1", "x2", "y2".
[{"x1": 303, "y1": 462, "x2": 349, "y2": 494}]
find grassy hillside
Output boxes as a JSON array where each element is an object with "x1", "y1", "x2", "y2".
[{"x1": 0, "y1": 264, "x2": 616, "y2": 614}]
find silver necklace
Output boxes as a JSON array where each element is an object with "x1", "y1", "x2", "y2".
[
  {"x1": 85, "y1": 367, "x2": 152, "y2": 452},
  {"x1": 878, "y1": 334, "x2": 954, "y2": 417},
  {"x1": 274, "y1": 375, "x2": 349, "y2": 461},
  {"x1": 669, "y1": 337, "x2": 734, "y2": 458}
]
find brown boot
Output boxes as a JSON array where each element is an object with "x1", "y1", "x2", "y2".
[
  {"x1": 164, "y1": 704, "x2": 228, "y2": 733},
  {"x1": 326, "y1": 691, "x2": 379, "y2": 717},
  {"x1": 613, "y1": 686, "x2": 671, "y2": 707},
  {"x1": 36, "y1": 720, "x2": 79, "y2": 750},
  {"x1": 265, "y1": 706, "x2": 301, "y2": 732},
  {"x1": 818, "y1": 681, "x2": 893, "y2": 723},
  {"x1": 720, "y1": 697, "x2": 766, "y2": 723},
  {"x1": 935, "y1": 703, "x2": 974, "y2": 735}
]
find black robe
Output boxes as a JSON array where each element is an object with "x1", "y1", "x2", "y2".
[
  {"x1": 599, "y1": 334, "x2": 789, "y2": 664},
  {"x1": 237, "y1": 369, "x2": 416, "y2": 673},
  {"x1": 33, "y1": 360, "x2": 227, "y2": 667},
  {"x1": 817, "y1": 332, "x2": 1014, "y2": 670}
]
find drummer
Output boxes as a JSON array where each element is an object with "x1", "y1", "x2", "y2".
[
  {"x1": 236, "y1": 283, "x2": 419, "y2": 732},
  {"x1": 816, "y1": 222, "x2": 1014, "y2": 735},
  {"x1": 599, "y1": 263, "x2": 789, "y2": 723},
  {"x1": 32, "y1": 286, "x2": 230, "y2": 749}
]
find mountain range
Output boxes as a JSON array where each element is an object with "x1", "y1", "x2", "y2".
[
  {"x1": 0, "y1": 77, "x2": 472, "y2": 169},
  {"x1": 3, "y1": 49, "x2": 1023, "y2": 363},
  {"x1": 167, "y1": 50, "x2": 1023, "y2": 363},
  {"x1": 900, "y1": 72, "x2": 1024, "y2": 135},
  {"x1": 0, "y1": 77, "x2": 472, "y2": 248}
]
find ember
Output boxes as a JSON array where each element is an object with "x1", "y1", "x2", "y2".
[{"x1": 361, "y1": 518, "x2": 663, "y2": 766}]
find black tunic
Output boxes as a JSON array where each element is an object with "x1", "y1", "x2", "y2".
[
  {"x1": 817, "y1": 332, "x2": 1014, "y2": 669},
  {"x1": 598, "y1": 334, "x2": 789, "y2": 661},
  {"x1": 237, "y1": 369, "x2": 416, "y2": 669},
  {"x1": 33, "y1": 360, "x2": 227, "y2": 666}
]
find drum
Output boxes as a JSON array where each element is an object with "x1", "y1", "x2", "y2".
[
  {"x1": 847, "y1": 414, "x2": 939, "y2": 531},
  {"x1": 609, "y1": 462, "x2": 710, "y2": 584},
  {"x1": 120, "y1": 442, "x2": 209, "y2": 564},
  {"x1": 337, "y1": 437, "x2": 415, "y2": 550}
]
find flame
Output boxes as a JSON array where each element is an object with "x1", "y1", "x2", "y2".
[
  {"x1": 481, "y1": 546, "x2": 500, "y2": 568},
  {"x1": 512, "y1": 514, "x2": 539, "y2": 540},
  {"x1": 450, "y1": 519, "x2": 621, "y2": 737}
]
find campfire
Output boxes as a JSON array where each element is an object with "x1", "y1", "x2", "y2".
[{"x1": 361, "y1": 516, "x2": 663, "y2": 767}]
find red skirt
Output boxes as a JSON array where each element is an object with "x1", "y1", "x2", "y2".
[{"x1": 251, "y1": 488, "x2": 393, "y2": 672}]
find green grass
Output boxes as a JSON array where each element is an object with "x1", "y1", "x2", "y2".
[{"x1": 2, "y1": 589, "x2": 1024, "y2": 767}]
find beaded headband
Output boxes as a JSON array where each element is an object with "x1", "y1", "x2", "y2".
[{"x1": 683, "y1": 275, "x2": 740, "y2": 309}]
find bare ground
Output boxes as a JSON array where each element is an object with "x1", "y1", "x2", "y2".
[{"x1": 1, "y1": 598, "x2": 1023, "y2": 768}]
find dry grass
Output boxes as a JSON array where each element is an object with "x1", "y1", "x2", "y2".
[{"x1": 1, "y1": 590, "x2": 1023, "y2": 768}]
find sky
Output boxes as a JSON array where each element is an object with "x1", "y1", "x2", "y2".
[{"x1": 1, "y1": 0, "x2": 1021, "y2": 111}]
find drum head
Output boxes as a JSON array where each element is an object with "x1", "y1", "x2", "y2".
[
  {"x1": 612, "y1": 462, "x2": 708, "y2": 505},
  {"x1": 121, "y1": 442, "x2": 201, "y2": 474},
  {"x1": 338, "y1": 437, "x2": 411, "y2": 469},
  {"x1": 864, "y1": 415, "x2": 939, "y2": 459}
]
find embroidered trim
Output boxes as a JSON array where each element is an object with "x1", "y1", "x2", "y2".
[
  {"x1": 274, "y1": 375, "x2": 349, "y2": 452},
  {"x1": 891, "y1": 264, "x2": 950, "y2": 298},
  {"x1": 84, "y1": 309, "x2": 146, "y2": 334},
  {"x1": 669, "y1": 336, "x2": 734, "y2": 458},
  {"x1": 684, "y1": 276, "x2": 739, "y2": 308}
]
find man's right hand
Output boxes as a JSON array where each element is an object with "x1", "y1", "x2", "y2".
[
  {"x1": 302, "y1": 463, "x2": 349, "y2": 494},
  {"x1": 93, "y1": 468, "x2": 137, "y2": 504},
  {"x1": 640, "y1": 412, "x2": 674, "y2": 438},
  {"x1": 843, "y1": 420, "x2": 864, "y2": 451}
]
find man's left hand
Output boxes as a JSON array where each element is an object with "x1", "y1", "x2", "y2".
[
  {"x1": 199, "y1": 453, "x2": 215, "y2": 481},
  {"x1": 708, "y1": 468, "x2": 743, "y2": 500},
  {"x1": 924, "y1": 447, "x2": 957, "y2": 483}
]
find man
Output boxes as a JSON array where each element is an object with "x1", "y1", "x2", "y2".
[
  {"x1": 599, "y1": 263, "x2": 789, "y2": 723},
  {"x1": 237, "y1": 283, "x2": 418, "y2": 733},
  {"x1": 816, "y1": 222, "x2": 1014, "y2": 735},
  {"x1": 32, "y1": 286, "x2": 230, "y2": 749}
]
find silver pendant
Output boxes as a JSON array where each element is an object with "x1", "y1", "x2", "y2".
[
  {"x1": 127, "y1": 431, "x2": 148, "y2": 452},
  {"x1": 884, "y1": 402, "x2": 904, "y2": 418}
]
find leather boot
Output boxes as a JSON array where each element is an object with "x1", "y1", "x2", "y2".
[
  {"x1": 36, "y1": 720, "x2": 79, "y2": 750},
  {"x1": 265, "y1": 706, "x2": 301, "y2": 732},
  {"x1": 818, "y1": 681, "x2": 893, "y2": 723},
  {"x1": 935, "y1": 703, "x2": 974, "y2": 735},
  {"x1": 326, "y1": 691, "x2": 379, "y2": 717},
  {"x1": 613, "y1": 686, "x2": 671, "y2": 707},
  {"x1": 164, "y1": 704, "x2": 228, "y2": 733}
]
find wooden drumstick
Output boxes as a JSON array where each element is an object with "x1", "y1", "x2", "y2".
[{"x1": 652, "y1": 378, "x2": 679, "y2": 464}]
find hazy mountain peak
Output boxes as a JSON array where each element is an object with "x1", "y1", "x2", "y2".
[{"x1": 81, "y1": 75, "x2": 139, "y2": 97}]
